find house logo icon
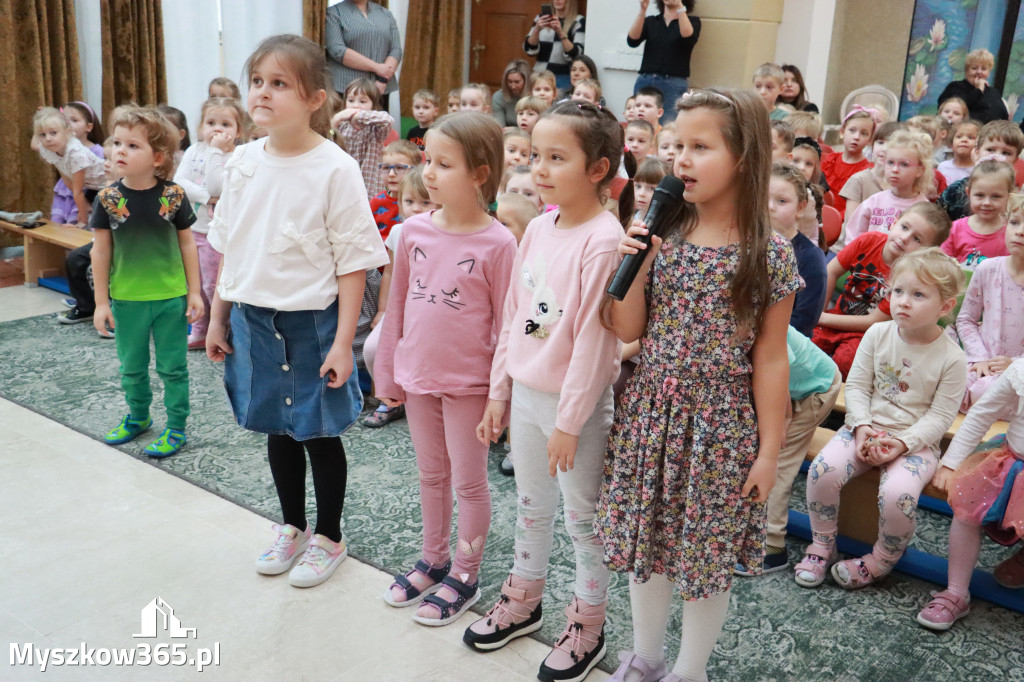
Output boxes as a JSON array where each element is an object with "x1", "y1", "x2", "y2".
[{"x1": 133, "y1": 597, "x2": 197, "y2": 639}]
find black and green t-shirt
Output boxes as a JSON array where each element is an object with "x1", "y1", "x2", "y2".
[{"x1": 90, "y1": 179, "x2": 196, "y2": 301}]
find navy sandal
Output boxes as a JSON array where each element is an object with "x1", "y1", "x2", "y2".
[
  {"x1": 383, "y1": 559, "x2": 451, "y2": 608},
  {"x1": 412, "y1": 575, "x2": 480, "y2": 627}
]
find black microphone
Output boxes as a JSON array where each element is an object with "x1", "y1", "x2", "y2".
[{"x1": 606, "y1": 175, "x2": 685, "y2": 301}]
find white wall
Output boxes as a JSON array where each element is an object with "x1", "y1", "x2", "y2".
[
  {"x1": 585, "y1": 0, "x2": 650, "y2": 116},
  {"x1": 774, "y1": 0, "x2": 835, "y2": 109},
  {"x1": 163, "y1": 0, "x2": 226, "y2": 142},
  {"x1": 75, "y1": 0, "x2": 103, "y2": 120}
]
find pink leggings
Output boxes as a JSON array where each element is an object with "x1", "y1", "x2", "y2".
[
  {"x1": 806, "y1": 426, "x2": 938, "y2": 572},
  {"x1": 191, "y1": 232, "x2": 222, "y2": 339},
  {"x1": 404, "y1": 391, "x2": 491, "y2": 581}
]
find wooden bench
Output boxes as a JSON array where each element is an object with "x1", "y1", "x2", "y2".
[{"x1": 0, "y1": 219, "x2": 92, "y2": 286}]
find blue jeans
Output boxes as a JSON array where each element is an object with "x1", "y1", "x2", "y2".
[{"x1": 634, "y1": 74, "x2": 689, "y2": 125}]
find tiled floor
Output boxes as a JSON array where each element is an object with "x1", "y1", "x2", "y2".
[{"x1": 0, "y1": 283, "x2": 606, "y2": 681}]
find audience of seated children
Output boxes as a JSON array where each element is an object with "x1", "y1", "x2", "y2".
[
  {"x1": 840, "y1": 121, "x2": 904, "y2": 234},
  {"x1": 460, "y1": 83, "x2": 491, "y2": 113},
  {"x1": 208, "y1": 76, "x2": 241, "y2": 101},
  {"x1": 51, "y1": 102, "x2": 106, "y2": 226},
  {"x1": 31, "y1": 107, "x2": 105, "y2": 229},
  {"x1": 332, "y1": 77, "x2": 396, "y2": 198},
  {"x1": 407, "y1": 89, "x2": 440, "y2": 151},
  {"x1": 917, "y1": 358, "x2": 1024, "y2": 631},
  {"x1": 503, "y1": 129, "x2": 531, "y2": 169},
  {"x1": 529, "y1": 70, "x2": 558, "y2": 109},
  {"x1": 771, "y1": 162, "x2": 828, "y2": 337},
  {"x1": 942, "y1": 161, "x2": 1015, "y2": 267},
  {"x1": 844, "y1": 130, "x2": 934, "y2": 245},
  {"x1": 624, "y1": 119, "x2": 655, "y2": 160},
  {"x1": 371, "y1": 140, "x2": 422, "y2": 241},
  {"x1": 953, "y1": 192, "x2": 1024, "y2": 418},
  {"x1": 813, "y1": 202, "x2": 951, "y2": 379},
  {"x1": 823, "y1": 107, "x2": 875, "y2": 218},
  {"x1": 632, "y1": 86, "x2": 664, "y2": 131},
  {"x1": 736, "y1": 326, "x2": 842, "y2": 575},
  {"x1": 515, "y1": 96, "x2": 547, "y2": 135},
  {"x1": 570, "y1": 78, "x2": 601, "y2": 105},
  {"x1": 799, "y1": 248, "x2": 967, "y2": 590},
  {"x1": 753, "y1": 62, "x2": 790, "y2": 121},
  {"x1": 939, "y1": 120, "x2": 1024, "y2": 221},
  {"x1": 363, "y1": 166, "x2": 437, "y2": 429},
  {"x1": 938, "y1": 119, "x2": 982, "y2": 185},
  {"x1": 447, "y1": 89, "x2": 461, "y2": 114},
  {"x1": 655, "y1": 124, "x2": 676, "y2": 165},
  {"x1": 174, "y1": 96, "x2": 245, "y2": 349},
  {"x1": 496, "y1": 190, "x2": 538, "y2": 246},
  {"x1": 771, "y1": 119, "x2": 795, "y2": 162},
  {"x1": 501, "y1": 164, "x2": 544, "y2": 212}
]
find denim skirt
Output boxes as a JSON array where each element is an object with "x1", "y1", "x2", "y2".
[{"x1": 224, "y1": 301, "x2": 363, "y2": 440}]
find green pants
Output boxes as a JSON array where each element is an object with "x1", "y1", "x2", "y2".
[{"x1": 111, "y1": 297, "x2": 189, "y2": 430}]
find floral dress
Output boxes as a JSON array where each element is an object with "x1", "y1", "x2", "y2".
[{"x1": 595, "y1": 232, "x2": 801, "y2": 599}]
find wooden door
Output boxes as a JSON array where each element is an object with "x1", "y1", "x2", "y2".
[{"x1": 469, "y1": 0, "x2": 588, "y2": 92}]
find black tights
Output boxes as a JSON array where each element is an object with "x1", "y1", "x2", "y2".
[{"x1": 267, "y1": 434, "x2": 347, "y2": 543}]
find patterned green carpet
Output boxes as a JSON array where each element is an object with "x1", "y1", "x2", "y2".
[{"x1": 4, "y1": 313, "x2": 1024, "y2": 681}]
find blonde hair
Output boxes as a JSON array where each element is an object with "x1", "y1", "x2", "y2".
[
  {"x1": 383, "y1": 139, "x2": 421, "y2": 165},
  {"x1": 785, "y1": 111, "x2": 823, "y2": 140},
  {"x1": 32, "y1": 107, "x2": 68, "y2": 133},
  {"x1": 1007, "y1": 193, "x2": 1024, "y2": 217},
  {"x1": 572, "y1": 78, "x2": 602, "y2": 101},
  {"x1": 885, "y1": 130, "x2": 935, "y2": 196},
  {"x1": 889, "y1": 247, "x2": 966, "y2": 322},
  {"x1": 497, "y1": 191, "x2": 540, "y2": 230},
  {"x1": 198, "y1": 97, "x2": 247, "y2": 142},
  {"x1": 516, "y1": 96, "x2": 548, "y2": 115},
  {"x1": 503, "y1": 128, "x2": 530, "y2": 144},
  {"x1": 965, "y1": 48, "x2": 995, "y2": 72},
  {"x1": 967, "y1": 159, "x2": 1016, "y2": 197},
  {"x1": 397, "y1": 166, "x2": 428, "y2": 205},
  {"x1": 110, "y1": 106, "x2": 180, "y2": 179},
  {"x1": 753, "y1": 63, "x2": 784, "y2": 84},
  {"x1": 413, "y1": 89, "x2": 440, "y2": 107},
  {"x1": 245, "y1": 34, "x2": 332, "y2": 137},
  {"x1": 529, "y1": 71, "x2": 557, "y2": 95},
  {"x1": 841, "y1": 108, "x2": 877, "y2": 134},
  {"x1": 208, "y1": 76, "x2": 241, "y2": 100},
  {"x1": 901, "y1": 201, "x2": 953, "y2": 244},
  {"x1": 461, "y1": 83, "x2": 491, "y2": 103},
  {"x1": 428, "y1": 112, "x2": 504, "y2": 208},
  {"x1": 906, "y1": 115, "x2": 940, "y2": 142},
  {"x1": 938, "y1": 96, "x2": 968, "y2": 119}
]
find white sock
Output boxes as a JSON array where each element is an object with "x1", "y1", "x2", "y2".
[
  {"x1": 672, "y1": 589, "x2": 731, "y2": 681},
  {"x1": 628, "y1": 572, "x2": 674, "y2": 667}
]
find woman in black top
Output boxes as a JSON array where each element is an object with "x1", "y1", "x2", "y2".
[
  {"x1": 628, "y1": 0, "x2": 700, "y2": 125},
  {"x1": 936, "y1": 48, "x2": 1008, "y2": 124}
]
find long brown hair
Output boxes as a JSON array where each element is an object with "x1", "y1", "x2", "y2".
[
  {"x1": 662, "y1": 88, "x2": 774, "y2": 335},
  {"x1": 244, "y1": 34, "x2": 333, "y2": 137}
]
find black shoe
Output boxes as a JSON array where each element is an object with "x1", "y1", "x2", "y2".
[
  {"x1": 499, "y1": 455, "x2": 515, "y2": 476},
  {"x1": 58, "y1": 307, "x2": 92, "y2": 324}
]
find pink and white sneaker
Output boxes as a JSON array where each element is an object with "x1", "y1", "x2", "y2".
[
  {"x1": 254, "y1": 522, "x2": 311, "y2": 575},
  {"x1": 288, "y1": 534, "x2": 348, "y2": 588}
]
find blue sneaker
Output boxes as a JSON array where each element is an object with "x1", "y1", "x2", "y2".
[
  {"x1": 103, "y1": 414, "x2": 152, "y2": 445},
  {"x1": 144, "y1": 428, "x2": 187, "y2": 458},
  {"x1": 734, "y1": 550, "x2": 789, "y2": 576}
]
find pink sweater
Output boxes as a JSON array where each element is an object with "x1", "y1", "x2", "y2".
[
  {"x1": 375, "y1": 212, "x2": 518, "y2": 400},
  {"x1": 489, "y1": 209, "x2": 623, "y2": 435},
  {"x1": 843, "y1": 189, "x2": 926, "y2": 245},
  {"x1": 941, "y1": 217, "x2": 1009, "y2": 266},
  {"x1": 955, "y1": 256, "x2": 1024, "y2": 364}
]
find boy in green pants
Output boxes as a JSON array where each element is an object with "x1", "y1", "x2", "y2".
[{"x1": 91, "y1": 107, "x2": 202, "y2": 457}]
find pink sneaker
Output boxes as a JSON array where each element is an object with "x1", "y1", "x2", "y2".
[
  {"x1": 254, "y1": 522, "x2": 310, "y2": 575},
  {"x1": 916, "y1": 589, "x2": 970, "y2": 631},
  {"x1": 463, "y1": 574, "x2": 544, "y2": 651},
  {"x1": 831, "y1": 555, "x2": 886, "y2": 590},
  {"x1": 288, "y1": 534, "x2": 348, "y2": 587},
  {"x1": 793, "y1": 546, "x2": 837, "y2": 588},
  {"x1": 537, "y1": 596, "x2": 606, "y2": 682},
  {"x1": 994, "y1": 548, "x2": 1024, "y2": 589}
]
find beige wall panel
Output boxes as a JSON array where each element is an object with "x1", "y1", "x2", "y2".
[{"x1": 690, "y1": 19, "x2": 784, "y2": 90}]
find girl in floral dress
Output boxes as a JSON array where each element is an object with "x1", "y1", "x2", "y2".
[{"x1": 596, "y1": 88, "x2": 801, "y2": 682}]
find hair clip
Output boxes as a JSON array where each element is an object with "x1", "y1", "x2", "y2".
[{"x1": 843, "y1": 104, "x2": 882, "y2": 127}]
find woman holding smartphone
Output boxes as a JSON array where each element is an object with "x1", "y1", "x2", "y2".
[
  {"x1": 628, "y1": 0, "x2": 700, "y2": 125},
  {"x1": 524, "y1": 0, "x2": 586, "y2": 92}
]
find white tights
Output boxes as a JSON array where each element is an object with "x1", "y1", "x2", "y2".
[{"x1": 628, "y1": 573, "x2": 731, "y2": 682}]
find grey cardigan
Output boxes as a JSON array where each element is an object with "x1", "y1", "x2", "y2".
[{"x1": 326, "y1": 1, "x2": 403, "y2": 95}]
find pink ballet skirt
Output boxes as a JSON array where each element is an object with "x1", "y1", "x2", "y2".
[{"x1": 950, "y1": 435, "x2": 1024, "y2": 546}]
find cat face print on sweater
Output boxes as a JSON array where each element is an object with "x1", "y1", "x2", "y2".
[
  {"x1": 409, "y1": 246, "x2": 474, "y2": 310},
  {"x1": 522, "y1": 254, "x2": 562, "y2": 339}
]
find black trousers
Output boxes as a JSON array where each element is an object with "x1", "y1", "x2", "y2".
[{"x1": 65, "y1": 242, "x2": 94, "y2": 313}]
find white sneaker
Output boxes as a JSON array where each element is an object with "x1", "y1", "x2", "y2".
[
  {"x1": 289, "y1": 534, "x2": 348, "y2": 588},
  {"x1": 254, "y1": 523, "x2": 311, "y2": 575}
]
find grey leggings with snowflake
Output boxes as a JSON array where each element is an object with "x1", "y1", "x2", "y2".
[
  {"x1": 805, "y1": 426, "x2": 939, "y2": 573},
  {"x1": 508, "y1": 383, "x2": 613, "y2": 606}
]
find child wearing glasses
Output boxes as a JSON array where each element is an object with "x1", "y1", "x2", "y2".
[
  {"x1": 332, "y1": 77, "x2": 396, "y2": 197},
  {"x1": 371, "y1": 140, "x2": 422, "y2": 241},
  {"x1": 843, "y1": 130, "x2": 934, "y2": 246}
]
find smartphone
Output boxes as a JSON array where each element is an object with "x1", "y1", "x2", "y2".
[{"x1": 541, "y1": 3, "x2": 553, "y2": 16}]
